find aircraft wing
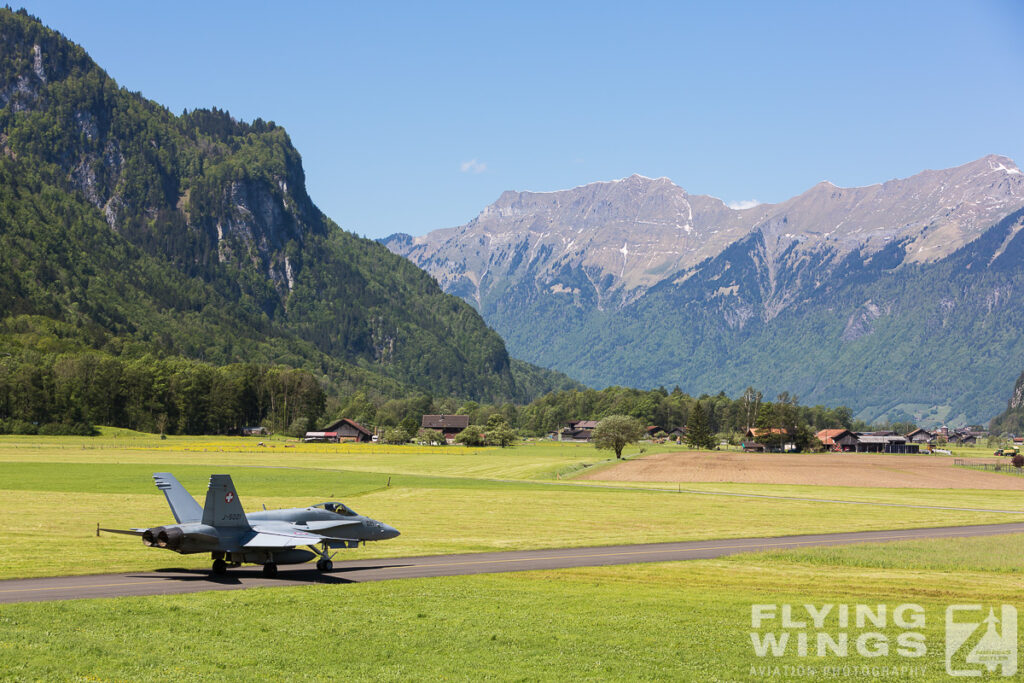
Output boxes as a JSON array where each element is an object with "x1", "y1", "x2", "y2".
[
  {"x1": 242, "y1": 529, "x2": 330, "y2": 548},
  {"x1": 293, "y1": 520, "x2": 363, "y2": 532}
]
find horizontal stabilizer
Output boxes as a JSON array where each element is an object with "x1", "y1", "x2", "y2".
[
  {"x1": 153, "y1": 473, "x2": 203, "y2": 524},
  {"x1": 99, "y1": 528, "x2": 146, "y2": 536}
]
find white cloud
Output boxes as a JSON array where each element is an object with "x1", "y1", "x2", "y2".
[
  {"x1": 460, "y1": 159, "x2": 487, "y2": 174},
  {"x1": 727, "y1": 199, "x2": 761, "y2": 210}
]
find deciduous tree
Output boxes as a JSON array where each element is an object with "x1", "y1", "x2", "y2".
[{"x1": 593, "y1": 414, "x2": 645, "y2": 459}]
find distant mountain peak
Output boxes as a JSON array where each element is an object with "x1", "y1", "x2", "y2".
[
  {"x1": 388, "y1": 155, "x2": 1024, "y2": 311},
  {"x1": 981, "y1": 153, "x2": 1021, "y2": 175},
  {"x1": 383, "y1": 155, "x2": 1024, "y2": 423}
]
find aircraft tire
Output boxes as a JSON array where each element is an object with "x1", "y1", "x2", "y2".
[
  {"x1": 212, "y1": 559, "x2": 227, "y2": 575},
  {"x1": 317, "y1": 560, "x2": 333, "y2": 572},
  {"x1": 262, "y1": 562, "x2": 278, "y2": 578}
]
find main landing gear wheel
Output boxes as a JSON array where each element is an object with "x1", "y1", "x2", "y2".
[
  {"x1": 212, "y1": 559, "x2": 227, "y2": 575},
  {"x1": 262, "y1": 562, "x2": 278, "y2": 578},
  {"x1": 316, "y1": 559, "x2": 333, "y2": 572}
]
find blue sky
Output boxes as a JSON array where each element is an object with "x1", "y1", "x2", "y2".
[{"x1": 15, "y1": 1, "x2": 1024, "y2": 238}]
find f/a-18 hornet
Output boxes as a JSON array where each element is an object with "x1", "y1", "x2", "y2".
[{"x1": 103, "y1": 473, "x2": 399, "y2": 576}]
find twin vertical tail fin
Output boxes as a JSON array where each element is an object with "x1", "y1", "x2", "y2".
[
  {"x1": 201, "y1": 474, "x2": 251, "y2": 528},
  {"x1": 153, "y1": 473, "x2": 203, "y2": 523}
]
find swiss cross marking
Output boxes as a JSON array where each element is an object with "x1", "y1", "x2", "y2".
[{"x1": 225, "y1": 491, "x2": 235, "y2": 503}]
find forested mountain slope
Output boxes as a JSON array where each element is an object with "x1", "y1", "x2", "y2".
[
  {"x1": 990, "y1": 368, "x2": 1024, "y2": 435},
  {"x1": 0, "y1": 8, "x2": 574, "y2": 411}
]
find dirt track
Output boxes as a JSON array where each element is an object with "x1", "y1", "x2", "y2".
[{"x1": 580, "y1": 452, "x2": 1024, "y2": 489}]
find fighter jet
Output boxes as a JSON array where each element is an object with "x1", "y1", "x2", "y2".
[{"x1": 102, "y1": 473, "x2": 399, "y2": 576}]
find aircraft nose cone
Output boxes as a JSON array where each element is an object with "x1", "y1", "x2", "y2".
[{"x1": 382, "y1": 524, "x2": 400, "y2": 540}]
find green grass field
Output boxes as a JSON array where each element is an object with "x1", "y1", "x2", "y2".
[
  {"x1": 2, "y1": 433, "x2": 1023, "y2": 680},
  {"x1": 0, "y1": 431, "x2": 692, "y2": 481},
  {"x1": 3, "y1": 535, "x2": 1022, "y2": 681},
  {"x1": 2, "y1": 436, "x2": 1023, "y2": 579}
]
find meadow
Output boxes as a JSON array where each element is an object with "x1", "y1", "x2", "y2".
[
  {"x1": 2, "y1": 432, "x2": 1023, "y2": 680},
  {"x1": 3, "y1": 534, "x2": 1022, "y2": 680},
  {"x1": 1, "y1": 433, "x2": 1022, "y2": 579}
]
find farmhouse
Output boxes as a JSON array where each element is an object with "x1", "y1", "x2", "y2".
[
  {"x1": 816, "y1": 429, "x2": 858, "y2": 452},
  {"x1": 559, "y1": 419, "x2": 599, "y2": 441},
  {"x1": 743, "y1": 427, "x2": 795, "y2": 452},
  {"x1": 421, "y1": 414, "x2": 471, "y2": 443},
  {"x1": 945, "y1": 427, "x2": 986, "y2": 445},
  {"x1": 306, "y1": 417, "x2": 374, "y2": 443},
  {"x1": 744, "y1": 427, "x2": 790, "y2": 440},
  {"x1": 905, "y1": 428, "x2": 934, "y2": 444}
]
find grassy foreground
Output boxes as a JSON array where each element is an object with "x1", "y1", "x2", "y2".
[
  {"x1": 2, "y1": 434, "x2": 1023, "y2": 680},
  {"x1": 3, "y1": 535, "x2": 1023, "y2": 681}
]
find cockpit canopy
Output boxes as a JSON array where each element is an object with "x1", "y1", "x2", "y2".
[{"x1": 313, "y1": 502, "x2": 358, "y2": 516}]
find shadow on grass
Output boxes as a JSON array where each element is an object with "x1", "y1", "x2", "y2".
[{"x1": 137, "y1": 564, "x2": 413, "y2": 585}]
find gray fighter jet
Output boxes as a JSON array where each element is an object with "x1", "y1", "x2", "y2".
[{"x1": 103, "y1": 473, "x2": 399, "y2": 576}]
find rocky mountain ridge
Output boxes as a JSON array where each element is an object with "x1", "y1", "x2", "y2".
[
  {"x1": 385, "y1": 157, "x2": 1024, "y2": 425},
  {"x1": 386, "y1": 155, "x2": 1024, "y2": 316}
]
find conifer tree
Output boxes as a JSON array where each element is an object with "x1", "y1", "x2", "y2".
[{"x1": 686, "y1": 401, "x2": 716, "y2": 449}]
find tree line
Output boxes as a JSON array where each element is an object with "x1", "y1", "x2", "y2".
[
  {"x1": 0, "y1": 345, "x2": 874, "y2": 442},
  {"x1": 0, "y1": 351, "x2": 323, "y2": 435},
  {"x1": 328, "y1": 385, "x2": 863, "y2": 441}
]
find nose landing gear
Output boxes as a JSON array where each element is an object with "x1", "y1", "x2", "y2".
[{"x1": 312, "y1": 542, "x2": 337, "y2": 572}]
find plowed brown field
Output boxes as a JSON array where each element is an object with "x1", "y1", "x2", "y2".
[{"x1": 580, "y1": 451, "x2": 1024, "y2": 489}]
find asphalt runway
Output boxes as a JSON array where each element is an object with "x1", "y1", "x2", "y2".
[{"x1": 4, "y1": 522, "x2": 1024, "y2": 604}]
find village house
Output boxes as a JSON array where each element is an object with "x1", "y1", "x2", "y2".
[
  {"x1": 948, "y1": 431, "x2": 976, "y2": 445},
  {"x1": 743, "y1": 427, "x2": 795, "y2": 452},
  {"x1": 421, "y1": 414, "x2": 471, "y2": 443},
  {"x1": 744, "y1": 427, "x2": 790, "y2": 439},
  {"x1": 304, "y1": 417, "x2": 373, "y2": 443},
  {"x1": 559, "y1": 419, "x2": 598, "y2": 441},
  {"x1": 905, "y1": 428, "x2": 934, "y2": 444},
  {"x1": 816, "y1": 428, "x2": 858, "y2": 452},
  {"x1": 666, "y1": 427, "x2": 687, "y2": 440}
]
